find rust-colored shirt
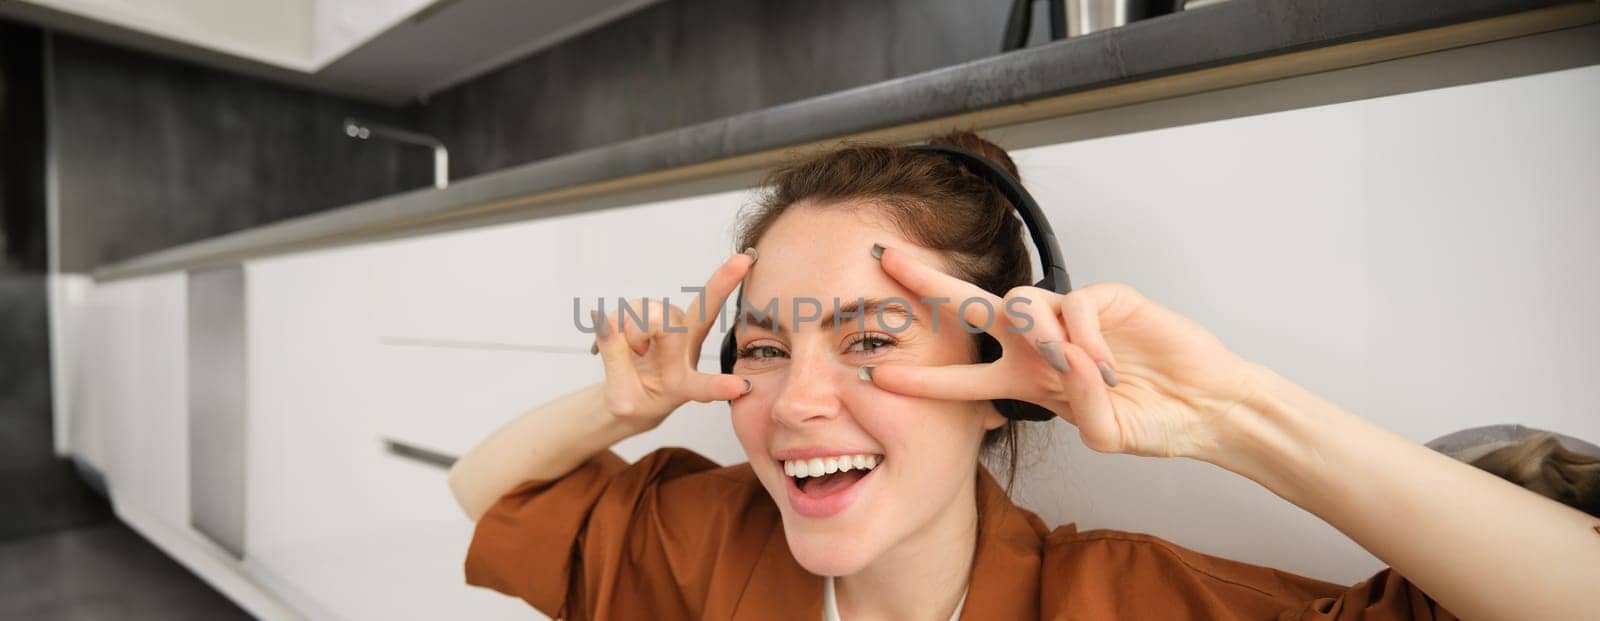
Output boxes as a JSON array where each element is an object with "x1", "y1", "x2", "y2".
[{"x1": 465, "y1": 447, "x2": 1455, "y2": 620}]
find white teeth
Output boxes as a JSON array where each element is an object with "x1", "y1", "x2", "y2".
[{"x1": 781, "y1": 454, "x2": 883, "y2": 478}]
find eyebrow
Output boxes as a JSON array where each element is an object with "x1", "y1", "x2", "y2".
[{"x1": 738, "y1": 297, "x2": 920, "y2": 334}]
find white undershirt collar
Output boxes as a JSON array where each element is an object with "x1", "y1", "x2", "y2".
[{"x1": 822, "y1": 575, "x2": 968, "y2": 621}]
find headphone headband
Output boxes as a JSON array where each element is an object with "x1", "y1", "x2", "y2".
[{"x1": 908, "y1": 144, "x2": 1071, "y2": 295}]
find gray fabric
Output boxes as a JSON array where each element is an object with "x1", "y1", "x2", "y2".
[{"x1": 1425, "y1": 424, "x2": 1600, "y2": 458}]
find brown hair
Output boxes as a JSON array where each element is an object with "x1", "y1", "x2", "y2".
[{"x1": 734, "y1": 129, "x2": 1037, "y2": 492}]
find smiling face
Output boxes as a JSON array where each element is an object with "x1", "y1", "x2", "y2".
[{"x1": 729, "y1": 199, "x2": 1008, "y2": 577}]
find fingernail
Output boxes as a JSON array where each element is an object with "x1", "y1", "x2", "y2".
[
  {"x1": 1097, "y1": 361, "x2": 1120, "y2": 388},
  {"x1": 590, "y1": 342, "x2": 599, "y2": 355},
  {"x1": 869, "y1": 243, "x2": 885, "y2": 261},
  {"x1": 741, "y1": 378, "x2": 753, "y2": 394},
  {"x1": 858, "y1": 365, "x2": 875, "y2": 381},
  {"x1": 743, "y1": 247, "x2": 759, "y2": 263},
  {"x1": 1037, "y1": 340, "x2": 1071, "y2": 374},
  {"x1": 592, "y1": 310, "x2": 612, "y2": 338}
]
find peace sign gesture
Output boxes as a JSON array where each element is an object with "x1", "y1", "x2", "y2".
[
  {"x1": 589, "y1": 250, "x2": 756, "y2": 431},
  {"x1": 862, "y1": 244, "x2": 1261, "y2": 459}
]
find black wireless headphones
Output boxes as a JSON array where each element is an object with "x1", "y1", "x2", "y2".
[{"x1": 718, "y1": 143, "x2": 1071, "y2": 422}]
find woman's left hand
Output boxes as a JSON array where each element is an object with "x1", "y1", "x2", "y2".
[
  {"x1": 865, "y1": 244, "x2": 1262, "y2": 459},
  {"x1": 868, "y1": 247, "x2": 1600, "y2": 621}
]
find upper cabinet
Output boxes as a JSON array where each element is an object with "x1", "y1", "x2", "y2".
[
  {"x1": 8, "y1": 0, "x2": 319, "y2": 68},
  {"x1": 0, "y1": 0, "x2": 662, "y2": 102},
  {"x1": 315, "y1": 0, "x2": 663, "y2": 101},
  {"x1": 313, "y1": 0, "x2": 439, "y2": 64}
]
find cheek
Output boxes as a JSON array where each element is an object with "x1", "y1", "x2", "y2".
[
  {"x1": 848, "y1": 392, "x2": 987, "y2": 468},
  {"x1": 729, "y1": 396, "x2": 774, "y2": 457},
  {"x1": 729, "y1": 398, "x2": 793, "y2": 505}
]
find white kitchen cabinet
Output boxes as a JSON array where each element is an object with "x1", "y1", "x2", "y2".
[
  {"x1": 77, "y1": 274, "x2": 190, "y2": 533},
  {"x1": 246, "y1": 239, "x2": 538, "y2": 620},
  {"x1": 242, "y1": 191, "x2": 755, "y2": 619},
  {"x1": 363, "y1": 186, "x2": 754, "y2": 355},
  {"x1": 374, "y1": 344, "x2": 746, "y2": 467}
]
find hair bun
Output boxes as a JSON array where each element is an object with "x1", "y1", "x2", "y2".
[{"x1": 926, "y1": 129, "x2": 1021, "y2": 181}]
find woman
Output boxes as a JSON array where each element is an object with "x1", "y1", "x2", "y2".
[{"x1": 448, "y1": 132, "x2": 1600, "y2": 620}]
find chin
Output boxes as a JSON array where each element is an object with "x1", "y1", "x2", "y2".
[
  {"x1": 782, "y1": 521, "x2": 879, "y2": 577},
  {"x1": 752, "y1": 465, "x2": 890, "y2": 577}
]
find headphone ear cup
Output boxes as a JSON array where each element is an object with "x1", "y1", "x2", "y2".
[
  {"x1": 997, "y1": 399, "x2": 1057, "y2": 422},
  {"x1": 720, "y1": 328, "x2": 738, "y2": 376},
  {"x1": 977, "y1": 333, "x2": 1057, "y2": 422},
  {"x1": 719, "y1": 328, "x2": 740, "y2": 404},
  {"x1": 976, "y1": 332, "x2": 1003, "y2": 365}
]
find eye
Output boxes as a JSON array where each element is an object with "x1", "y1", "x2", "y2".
[
  {"x1": 737, "y1": 343, "x2": 787, "y2": 360},
  {"x1": 846, "y1": 333, "x2": 895, "y2": 354}
]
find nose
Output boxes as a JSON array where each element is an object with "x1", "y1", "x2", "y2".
[{"x1": 769, "y1": 346, "x2": 848, "y2": 428}]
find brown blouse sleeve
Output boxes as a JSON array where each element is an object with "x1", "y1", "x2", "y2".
[
  {"x1": 463, "y1": 446, "x2": 738, "y2": 619},
  {"x1": 1042, "y1": 528, "x2": 1460, "y2": 620}
]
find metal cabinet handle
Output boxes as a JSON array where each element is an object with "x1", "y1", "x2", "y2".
[{"x1": 381, "y1": 437, "x2": 459, "y2": 470}]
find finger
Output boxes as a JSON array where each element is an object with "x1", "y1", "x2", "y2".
[
  {"x1": 675, "y1": 370, "x2": 752, "y2": 403},
  {"x1": 1000, "y1": 286, "x2": 1071, "y2": 375},
  {"x1": 613, "y1": 297, "x2": 661, "y2": 356},
  {"x1": 592, "y1": 310, "x2": 644, "y2": 414},
  {"x1": 1054, "y1": 340, "x2": 1122, "y2": 452},
  {"x1": 650, "y1": 303, "x2": 696, "y2": 367},
  {"x1": 1059, "y1": 283, "x2": 1124, "y2": 376},
  {"x1": 861, "y1": 361, "x2": 1029, "y2": 402},
  {"x1": 685, "y1": 249, "x2": 757, "y2": 354},
  {"x1": 874, "y1": 244, "x2": 1010, "y2": 341}
]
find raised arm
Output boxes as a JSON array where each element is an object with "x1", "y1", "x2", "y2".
[
  {"x1": 1204, "y1": 361, "x2": 1600, "y2": 621},
  {"x1": 447, "y1": 250, "x2": 755, "y2": 521},
  {"x1": 861, "y1": 244, "x2": 1600, "y2": 621},
  {"x1": 447, "y1": 381, "x2": 645, "y2": 521}
]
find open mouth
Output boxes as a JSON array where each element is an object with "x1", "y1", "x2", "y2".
[{"x1": 780, "y1": 454, "x2": 882, "y2": 518}]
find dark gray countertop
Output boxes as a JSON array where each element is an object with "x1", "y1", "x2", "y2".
[{"x1": 94, "y1": 0, "x2": 1589, "y2": 280}]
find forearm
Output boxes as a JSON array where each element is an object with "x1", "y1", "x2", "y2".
[
  {"x1": 447, "y1": 381, "x2": 650, "y2": 521},
  {"x1": 1199, "y1": 363, "x2": 1600, "y2": 621}
]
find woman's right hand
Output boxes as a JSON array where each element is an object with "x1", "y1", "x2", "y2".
[{"x1": 590, "y1": 250, "x2": 756, "y2": 431}]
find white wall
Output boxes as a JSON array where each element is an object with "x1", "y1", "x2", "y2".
[{"x1": 992, "y1": 61, "x2": 1600, "y2": 583}]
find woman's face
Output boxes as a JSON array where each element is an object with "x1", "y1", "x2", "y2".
[{"x1": 729, "y1": 200, "x2": 1007, "y2": 577}]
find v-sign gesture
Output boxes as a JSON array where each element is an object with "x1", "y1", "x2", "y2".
[
  {"x1": 861, "y1": 242, "x2": 1260, "y2": 459},
  {"x1": 589, "y1": 250, "x2": 756, "y2": 432}
]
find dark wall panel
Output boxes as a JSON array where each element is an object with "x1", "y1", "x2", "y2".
[
  {"x1": 410, "y1": 0, "x2": 1014, "y2": 181},
  {"x1": 50, "y1": 35, "x2": 434, "y2": 271},
  {"x1": 48, "y1": 0, "x2": 1020, "y2": 271},
  {"x1": 2, "y1": 20, "x2": 48, "y2": 274},
  {"x1": 1, "y1": 20, "x2": 112, "y2": 542}
]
